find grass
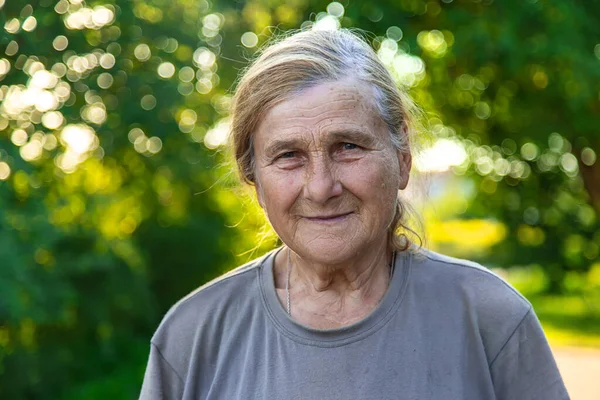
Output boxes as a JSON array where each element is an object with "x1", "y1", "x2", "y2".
[
  {"x1": 525, "y1": 293, "x2": 600, "y2": 349},
  {"x1": 504, "y1": 267, "x2": 600, "y2": 349}
]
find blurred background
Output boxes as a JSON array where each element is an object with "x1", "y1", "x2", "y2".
[{"x1": 1, "y1": 0, "x2": 599, "y2": 398}]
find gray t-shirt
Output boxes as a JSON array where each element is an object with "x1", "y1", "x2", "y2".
[{"x1": 140, "y1": 248, "x2": 569, "y2": 399}]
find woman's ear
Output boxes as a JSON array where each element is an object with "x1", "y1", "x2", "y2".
[
  {"x1": 397, "y1": 122, "x2": 412, "y2": 190},
  {"x1": 397, "y1": 150, "x2": 412, "y2": 190}
]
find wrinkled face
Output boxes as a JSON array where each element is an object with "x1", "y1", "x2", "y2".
[{"x1": 253, "y1": 79, "x2": 411, "y2": 264}]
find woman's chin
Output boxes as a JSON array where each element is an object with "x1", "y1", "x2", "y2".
[{"x1": 291, "y1": 239, "x2": 364, "y2": 265}]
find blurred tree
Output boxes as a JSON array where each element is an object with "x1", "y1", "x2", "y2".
[
  {"x1": 0, "y1": 0, "x2": 265, "y2": 397},
  {"x1": 1, "y1": 0, "x2": 599, "y2": 397},
  {"x1": 365, "y1": 0, "x2": 600, "y2": 292}
]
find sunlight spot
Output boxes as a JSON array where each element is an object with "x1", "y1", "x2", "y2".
[
  {"x1": 4, "y1": 18, "x2": 20, "y2": 34},
  {"x1": 0, "y1": 58, "x2": 10, "y2": 77},
  {"x1": 157, "y1": 62, "x2": 175, "y2": 79},
  {"x1": 313, "y1": 14, "x2": 340, "y2": 31},
  {"x1": 241, "y1": 32, "x2": 258, "y2": 48},
  {"x1": 81, "y1": 103, "x2": 106, "y2": 124},
  {"x1": 128, "y1": 128, "x2": 145, "y2": 143},
  {"x1": 53, "y1": 35, "x2": 69, "y2": 51},
  {"x1": 43, "y1": 134, "x2": 58, "y2": 150},
  {"x1": 11, "y1": 129, "x2": 28, "y2": 146},
  {"x1": 195, "y1": 78, "x2": 212, "y2": 94},
  {"x1": 35, "y1": 90, "x2": 59, "y2": 112},
  {"x1": 559, "y1": 153, "x2": 578, "y2": 176},
  {"x1": 581, "y1": 147, "x2": 597, "y2": 166},
  {"x1": 193, "y1": 48, "x2": 215, "y2": 68},
  {"x1": 0, "y1": 162, "x2": 10, "y2": 180},
  {"x1": 178, "y1": 66, "x2": 195, "y2": 82},
  {"x1": 61, "y1": 123, "x2": 97, "y2": 154},
  {"x1": 520, "y1": 142, "x2": 539, "y2": 161},
  {"x1": 389, "y1": 53, "x2": 426, "y2": 87},
  {"x1": 140, "y1": 94, "x2": 156, "y2": 110},
  {"x1": 386, "y1": 26, "x2": 403, "y2": 41},
  {"x1": 326, "y1": 2, "x2": 345, "y2": 18},
  {"x1": 55, "y1": 0, "x2": 69, "y2": 14},
  {"x1": 6, "y1": 41, "x2": 19, "y2": 56},
  {"x1": 179, "y1": 109, "x2": 197, "y2": 125},
  {"x1": 64, "y1": 6, "x2": 115, "y2": 30},
  {"x1": 97, "y1": 72, "x2": 113, "y2": 89},
  {"x1": 92, "y1": 6, "x2": 114, "y2": 26},
  {"x1": 474, "y1": 101, "x2": 491, "y2": 119},
  {"x1": 42, "y1": 111, "x2": 64, "y2": 130},
  {"x1": 31, "y1": 70, "x2": 58, "y2": 89},
  {"x1": 99, "y1": 53, "x2": 116, "y2": 69},
  {"x1": 204, "y1": 118, "x2": 231, "y2": 149},
  {"x1": 134, "y1": 44, "x2": 151, "y2": 61},
  {"x1": 22, "y1": 16, "x2": 37, "y2": 32},
  {"x1": 415, "y1": 138, "x2": 468, "y2": 172},
  {"x1": 417, "y1": 30, "x2": 448, "y2": 58},
  {"x1": 134, "y1": 136, "x2": 147, "y2": 153},
  {"x1": 20, "y1": 140, "x2": 43, "y2": 162},
  {"x1": 147, "y1": 137, "x2": 162, "y2": 154}
]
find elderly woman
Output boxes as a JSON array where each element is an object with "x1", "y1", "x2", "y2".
[{"x1": 140, "y1": 29, "x2": 568, "y2": 399}]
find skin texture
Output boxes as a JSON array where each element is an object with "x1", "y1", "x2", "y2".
[{"x1": 253, "y1": 79, "x2": 412, "y2": 329}]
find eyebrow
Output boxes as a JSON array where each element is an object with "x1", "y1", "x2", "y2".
[
  {"x1": 263, "y1": 138, "x2": 305, "y2": 159},
  {"x1": 327, "y1": 129, "x2": 379, "y2": 148},
  {"x1": 263, "y1": 129, "x2": 380, "y2": 158}
]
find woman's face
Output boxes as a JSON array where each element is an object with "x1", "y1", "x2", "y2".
[{"x1": 253, "y1": 79, "x2": 411, "y2": 265}]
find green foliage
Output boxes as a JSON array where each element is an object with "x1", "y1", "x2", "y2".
[
  {"x1": 0, "y1": 0, "x2": 599, "y2": 397},
  {"x1": 507, "y1": 265, "x2": 600, "y2": 348}
]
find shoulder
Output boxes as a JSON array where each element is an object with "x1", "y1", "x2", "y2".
[
  {"x1": 408, "y1": 248, "x2": 532, "y2": 360},
  {"x1": 410, "y1": 247, "x2": 529, "y2": 309},
  {"x1": 149, "y1": 251, "x2": 272, "y2": 373}
]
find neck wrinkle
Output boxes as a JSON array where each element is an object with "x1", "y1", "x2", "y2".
[{"x1": 289, "y1": 239, "x2": 392, "y2": 298}]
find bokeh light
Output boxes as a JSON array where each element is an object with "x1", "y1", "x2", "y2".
[
  {"x1": 97, "y1": 72, "x2": 113, "y2": 89},
  {"x1": 140, "y1": 94, "x2": 157, "y2": 110},
  {"x1": 241, "y1": 32, "x2": 259, "y2": 48},
  {"x1": 53, "y1": 35, "x2": 69, "y2": 51},
  {"x1": 63, "y1": 5, "x2": 115, "y2": 30},
  {"x1": 134, "y1": 44, "x2": 151, "y2": 62},
  {"x1": 386, "y1": 26, "x2": 403, "y2": 41},
  {"x1": 178, "y1": 66, "x2": 195, "y2": 82},
  {"x1": 42, "y1": 111, "x2": 64, "y2": 129},
  {"x1": 204, "y1": 118, "x2": 230, "y2": 149},
  {"x1": 415, "y1": 138, "x2": 468, "y2": 172},
  {"x1": 581, "y1": 147, "x2": 597, "y2": 166},
  {"x1": 0, "y1": 58, "x2": 10, "y2": 78},
  {"x1": 157, "y1": 62, "x2": 176, "y2": 79},
  {"x1": 6, "y1": 41, "x2": 19, "y2": 56},
  {"x1": 0, "y1": 161, "x2": 10, "y2": 180},
  {"x1": 326, "y1": 2, "x2": 345, "y2": 18},
  {"x1": 4, "y1": 18, "x2": 20, "y2": 34}
]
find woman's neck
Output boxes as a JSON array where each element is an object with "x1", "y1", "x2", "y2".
[{"x1": 274, "y1": 241, "x2": 394, "y2": 329}]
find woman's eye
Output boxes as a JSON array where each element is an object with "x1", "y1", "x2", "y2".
[
  {"x1": 342, "y1": 143, "x2": 358, "y2": 150},
  {"x1": 279, "y1": 151, "x2": 296, "y2": 159}
]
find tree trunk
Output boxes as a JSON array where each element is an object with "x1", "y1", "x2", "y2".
[{"x1": 578, "y1": 145, "x2": 600, "y2": 215}]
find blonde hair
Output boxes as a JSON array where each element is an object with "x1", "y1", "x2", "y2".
[{"x1": 230, "y1": 29, "x2": 422, "y2": 251}]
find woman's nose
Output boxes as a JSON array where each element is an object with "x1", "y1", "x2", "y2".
[{"x1": 304, "y1": 158, "x2": 343, "y2": 204}]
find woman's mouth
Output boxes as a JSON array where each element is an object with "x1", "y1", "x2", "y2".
[{"x1": 303, "y1": 212, "x2": 353, "y2": 224}]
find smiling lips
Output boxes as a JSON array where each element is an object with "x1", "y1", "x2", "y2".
[{"x1": 303, "y1": 212, "x2": 353, "y2": 223}]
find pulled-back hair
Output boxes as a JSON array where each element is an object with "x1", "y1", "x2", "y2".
[{"x1": 230, "y1": 29, "x2": 422, "y2": 251}]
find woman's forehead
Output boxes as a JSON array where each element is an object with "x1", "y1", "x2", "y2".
[{"x1": 255, "y1": 80, "x2": 384, "y2": 138}]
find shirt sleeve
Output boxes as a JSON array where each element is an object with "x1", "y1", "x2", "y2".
[
  {"x1": 139, "y1": 343, "x2": 184, "y2": 400},
  {"x1": 489, "y1": 308, "x2": 570, "y2": 400}
]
